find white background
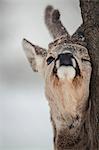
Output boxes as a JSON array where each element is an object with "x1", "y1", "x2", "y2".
[{"x1": 0, "y1": 0, "x2": 82, "y2": 150}]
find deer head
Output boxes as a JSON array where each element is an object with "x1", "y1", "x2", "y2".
[{"x1": 22, "y1": 6, "x2": 92, "y2": 131}]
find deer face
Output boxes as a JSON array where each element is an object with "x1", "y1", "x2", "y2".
[
  {"x1": 23, "y1": 39, "x2": 91, "y2": 79},
  {"x1": 23, "y1": 38, "x2": 91, "y2": 124}
]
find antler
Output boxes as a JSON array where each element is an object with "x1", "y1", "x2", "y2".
[{"x1": 45, "y1": 6, "x2": 70, "y2": 39}]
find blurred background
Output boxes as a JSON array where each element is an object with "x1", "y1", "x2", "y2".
[{"x1": 0, "y1": 0, "x2": 82, "y2": 150}]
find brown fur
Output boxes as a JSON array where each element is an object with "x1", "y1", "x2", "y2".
[{"x1": 22, "y1": 5, "x2": 92, "y2": 150}]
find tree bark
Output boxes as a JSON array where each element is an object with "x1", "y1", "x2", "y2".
[{"x1": 80, "y1": 0, "x2": 99, "y2": 148}]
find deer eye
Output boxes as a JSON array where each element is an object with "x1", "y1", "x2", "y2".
[
  {"x1": 46, "y1": 56, "x2": 55, "y2": 65},
  {"x1": 81, "y1": 58, "x2": 91, "y2": 63}
]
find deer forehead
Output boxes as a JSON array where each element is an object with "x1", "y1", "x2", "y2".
[{"x1": 47, "y1": 43, "x2": 90, "y2": 60}]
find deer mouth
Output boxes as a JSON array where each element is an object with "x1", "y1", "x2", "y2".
[{"x1": 53, "y1": 53, "x2": 80, "y2": 80}]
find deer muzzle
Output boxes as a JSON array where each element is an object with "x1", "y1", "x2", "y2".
[{"x1": 53, "y1": 52, "x2": 80, "y2": 80}]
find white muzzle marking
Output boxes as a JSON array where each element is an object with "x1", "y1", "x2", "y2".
[{"x1": 57, "y1": 66, "x2": 76, "y2": 80}]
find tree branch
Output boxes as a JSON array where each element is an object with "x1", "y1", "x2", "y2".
[{"x1": 45, "y1": 5, "x2": 70, "y2": 39}]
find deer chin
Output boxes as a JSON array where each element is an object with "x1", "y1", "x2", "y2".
[{"x1": 57, "y1": 66, "x2": 76, "y2": 81}]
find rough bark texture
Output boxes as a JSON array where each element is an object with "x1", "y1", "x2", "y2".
[{"x1": 80, "y1": 0, "x2": 99, "y2": 149}]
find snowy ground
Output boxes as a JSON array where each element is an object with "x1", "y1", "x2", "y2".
[{"x1": 0, "y1": 0, "x2": 82, "y2": 150}]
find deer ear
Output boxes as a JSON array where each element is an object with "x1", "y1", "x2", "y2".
[{"x1": 22, "y1": 38, "x2": 47, "y2": 73}]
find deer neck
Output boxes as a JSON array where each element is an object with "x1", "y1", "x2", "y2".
[
  {"x1": 45, "y1": 78, "x2": 93, "y2": 150},
  {"x1": 50, "y1": 101, "x2": 92, "y2": 150}
]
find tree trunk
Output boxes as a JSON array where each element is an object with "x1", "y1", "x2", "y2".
[{"x1": 80, "y1": 0, "x2": 99, "y2": 148}]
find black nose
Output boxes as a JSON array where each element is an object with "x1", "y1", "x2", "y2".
[
  {"x1": 58, "y1": 53, "x2": 73, "y2": 66},
  {"x1": 56, "y1": 52, "x2": 80, "y2": 76}
]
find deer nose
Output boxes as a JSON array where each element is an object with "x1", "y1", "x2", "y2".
[
  {"x1": 58, "y1": 53, "x2": 73, "y2": 67},
  {"x1": 55, "y1": 52, "x2": 81, "y2": 76}
]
